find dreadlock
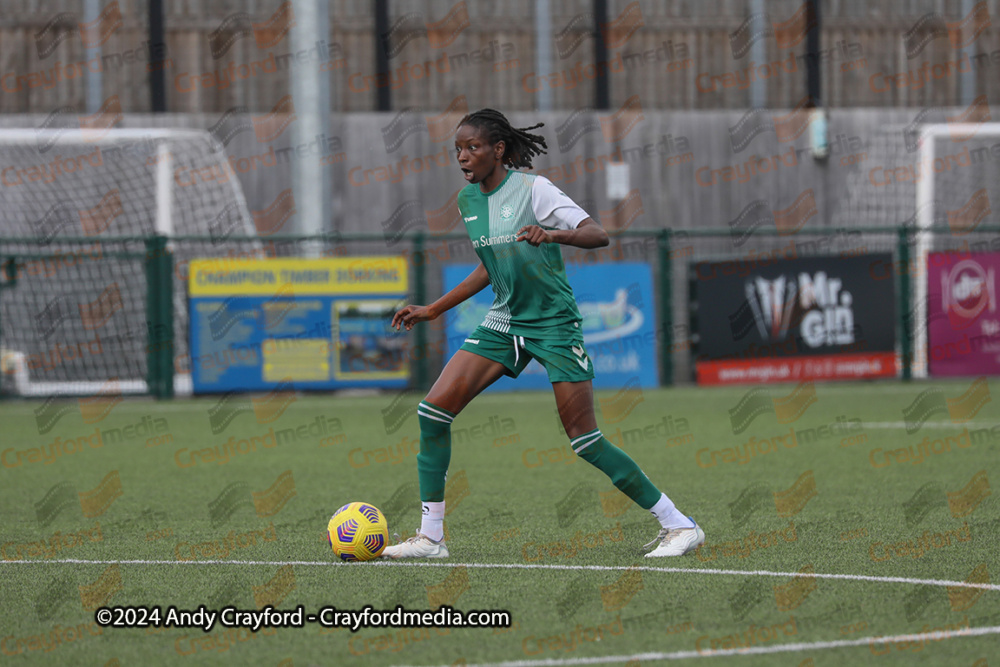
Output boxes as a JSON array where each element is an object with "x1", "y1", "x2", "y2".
[{"x1": 457, "y1": 109, "x2": 548, "y2": 170}]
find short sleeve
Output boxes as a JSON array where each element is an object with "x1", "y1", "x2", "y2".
[{"x1": 531, "y1": 176, "x2": 591, "y2": 230}]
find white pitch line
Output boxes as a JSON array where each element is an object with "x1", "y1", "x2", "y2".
[
  {"x1": 390, "y1": 626, "x2": 1000, "y2": 667},
  {"x1": 2, "y1": 559, "x2": 998, "y2": 592},
  {"x1": 861, "y1": 422, "x2": 989, "y2": 429}
]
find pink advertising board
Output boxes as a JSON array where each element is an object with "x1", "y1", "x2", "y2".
[{"x1": 927, "y1": 252, "x2": 1000, "y2": 376}]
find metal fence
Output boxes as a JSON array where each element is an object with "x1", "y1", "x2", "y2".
[{"x1": 1, "y1": 225, "x2": 998, "y2": 398}]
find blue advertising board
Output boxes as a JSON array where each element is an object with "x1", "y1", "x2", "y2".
[{"x1": 443, "y1": 263, "x2": 657, "y2": 391}]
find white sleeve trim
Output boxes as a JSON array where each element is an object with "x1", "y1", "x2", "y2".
[{"x1": 531, "y1": 175, "x2": 591, "y2": 230}]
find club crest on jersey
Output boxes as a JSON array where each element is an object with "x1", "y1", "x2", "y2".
[{"x1": 500, "y1": 204, "x2": 514, "y2": 220}]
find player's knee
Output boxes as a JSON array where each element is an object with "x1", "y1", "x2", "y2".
[
  {"x1": 416, "y1": 403, "x2": 453, "y2": 456},
  {"x1": 423, "y1": 394, "x2": 464, "y2": 419},
  {"x1": 570, "y1": 430, "x2": 606, "y2": 461}
]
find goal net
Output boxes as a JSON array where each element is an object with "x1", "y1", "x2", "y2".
[
  {"x1": 912, "y1": 122, "x2": 1000, "y2": 378},
  {"x1": 0, "y1": 128, "x2": 258, "y2": 397},
  {"x1": 830, "y1": 116, "x2": 1000, "y2": 379}
]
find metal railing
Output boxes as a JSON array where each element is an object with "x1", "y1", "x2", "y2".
[{"x1": 2, "y1": 225, "x2": 997, "y2": 397}]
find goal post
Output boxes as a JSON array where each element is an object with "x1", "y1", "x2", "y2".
[
  {"x1": 0, "y1": 127, "x2": 260, "y2": 398},
  {"x1": 913, "y1": 122, "x2": 1000, "y2": 379}
]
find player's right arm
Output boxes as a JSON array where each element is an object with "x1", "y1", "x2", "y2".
[{"x1": 391, "y1": 262, "x2": 490, "y2": 331}]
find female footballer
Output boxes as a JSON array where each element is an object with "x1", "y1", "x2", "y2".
[{"x1": 385, "y1": 109, "x2": 703, "y2": 559}]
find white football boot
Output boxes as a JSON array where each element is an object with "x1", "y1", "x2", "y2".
[
  {"x1": 381, "y1": 531, "x2": 449, "y2": 559},
  {"x1": 643, "y1": 518, "x2": 705, "y2": 557}
]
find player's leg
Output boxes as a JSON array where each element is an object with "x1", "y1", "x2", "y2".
[
  {"x1": 383, "y1": 335, "x2": 515, "y2": 559},
  {"x1": 551, "y1": 379, "x2": 704, "y2": 556},
  {"x1": 415, "y1": 348, "x2": 508, "y2": 536},
  {"x1": 530, "y1": 331, "x2": 705, "y2": 557}
]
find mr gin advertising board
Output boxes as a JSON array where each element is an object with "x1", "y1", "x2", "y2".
[{"x1": 693, "y1": 254, "x2": 897, "y2": 384}]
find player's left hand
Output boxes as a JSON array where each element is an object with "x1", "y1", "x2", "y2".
[{"x1": 516, "y1": 226, "x2": 552, "y2": 247}]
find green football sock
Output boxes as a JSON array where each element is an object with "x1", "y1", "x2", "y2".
[
  {"x1": 416, "y1": 401, "x2": 455, "y2": 503},
  {"x1": 570, "y1": 429, "x2": 662, "y2": 509}
]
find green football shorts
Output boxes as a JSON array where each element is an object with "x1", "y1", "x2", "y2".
[{"x1": 459, "y1": 325, "x2": 596, "y2": 383}]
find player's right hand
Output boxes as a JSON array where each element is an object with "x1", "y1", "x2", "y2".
[{"x1": 392, "y1": 304, "x2": 436, "y2": 331}]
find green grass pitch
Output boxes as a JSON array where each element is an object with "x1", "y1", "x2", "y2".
[{"x1": 1, "y1": 380, "x2": 998, "y2": 666}]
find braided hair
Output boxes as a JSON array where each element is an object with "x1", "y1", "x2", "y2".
[{"x1": 457, "y1": 109, "x2": 548, "y2": 169}]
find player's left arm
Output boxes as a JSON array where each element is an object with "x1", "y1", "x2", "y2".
[
  {"x1": 517, "y1": 176, "x2": 609, "y2": 249},
  {"x1": 516, "y1": 218, "x2": 608, "y2": 248}
]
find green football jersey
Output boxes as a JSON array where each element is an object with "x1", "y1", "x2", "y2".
[{"x1": 457, "y1": 170, "x2": 590, "y2": 339}]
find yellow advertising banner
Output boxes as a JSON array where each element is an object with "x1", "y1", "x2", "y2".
[{"x1": 188, "y1": 257, "x2": 408, "y2": 297}]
